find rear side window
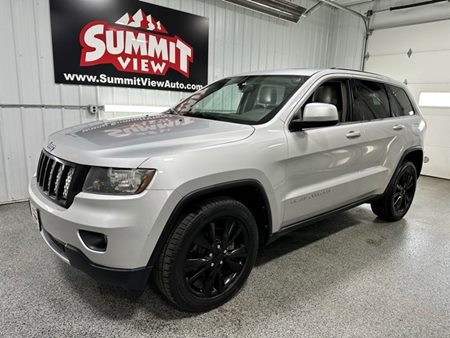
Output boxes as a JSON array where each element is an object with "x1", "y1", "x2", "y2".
[
  {"x1": 386, "y1": 85, "x2": 415, "y2": 116},
  {"x1": 352, "y1": 80, "x2": 391, "y2": 121}
]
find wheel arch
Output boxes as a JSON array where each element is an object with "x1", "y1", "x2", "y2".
[
  {"x1": 383, "y1": 146, "x2": 423, "y2": 196},
  {"x1": 402, "y1": 147, "x2": 423, "y2": 176},
  {"x1": 147, "y1": 179, "x2": 273, "y2": 268}
]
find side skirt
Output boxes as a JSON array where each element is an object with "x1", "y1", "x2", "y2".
[{"x1": 268, "y1": 194, "x2": 380, "y2": 244}]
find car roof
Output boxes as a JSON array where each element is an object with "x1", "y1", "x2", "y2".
[
  {"x1": 236, "y1": 68, "x2": 321, "y2": 77},
  {"x1": 233, "y1": 68, "x2": 404, "y2": 87}
]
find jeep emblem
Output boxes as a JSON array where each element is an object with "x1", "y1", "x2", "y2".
[{"x1": 46, "y1": 142, "x2": 56, "y2": 152}]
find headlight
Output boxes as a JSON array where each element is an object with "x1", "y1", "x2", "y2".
[{"x1": 82, "y1": 168, "x2": 156, "y2": 195}]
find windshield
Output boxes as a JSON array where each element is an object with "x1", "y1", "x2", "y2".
[{"x1": 172, "y1": 75, "x2": 309, "y2": 124}]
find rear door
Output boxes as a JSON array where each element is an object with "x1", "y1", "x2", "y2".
[
  {"x1": 352, "y1": 79, "x2": 408, "y2": 195},
  {"x1": 282, "y1": 78, "x2": 365, "y2": 226}
]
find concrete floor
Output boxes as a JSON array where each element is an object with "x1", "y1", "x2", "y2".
[{"x1": 1, "y1": 176, "x2": 449, "y2": 337}]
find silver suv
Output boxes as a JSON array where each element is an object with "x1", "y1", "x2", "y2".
[{"x1": 29, "y1": 69, "x2": 425, "y2": 312}]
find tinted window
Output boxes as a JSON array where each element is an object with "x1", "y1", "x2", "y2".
[
  {"x1": 387, "y1": 85, "x2": 415, "y2": 116},
  {"x1": 352, "y1": 80, "x2": 391, "y2": 121},
  {"x1": 302, "y1": 80, "x2": 348, "y2": 122}
]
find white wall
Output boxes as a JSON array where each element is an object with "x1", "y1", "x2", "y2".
[
  {"x1": 327, "y1": 8, "x2": 366, "y2": 70},
  {"x1": 365, "y1": 20, "x2": 450, "y2": 179},
  {"x1": 0, "y1": 0, "x2": 364, "y2": 204}
]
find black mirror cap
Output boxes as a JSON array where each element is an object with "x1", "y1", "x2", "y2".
[{"x1": 289, "y1": 119, "x2": 338, "y2": 132}]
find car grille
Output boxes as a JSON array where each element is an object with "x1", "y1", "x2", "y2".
[{"x1": 36, "y1": 150, "x2": 88, "y2": 208}]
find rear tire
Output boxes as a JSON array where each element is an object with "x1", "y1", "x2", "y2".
[
  {"x1": 154, "y1": 197, "x2": 258, "y2": 312},
  {"x1": 371, "y1": 161, "x2": 417, "y2": 221}
]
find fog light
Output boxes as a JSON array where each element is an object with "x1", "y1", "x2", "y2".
[{"x1": 79, "y1": 230, "x2": 107, "y2": 252}]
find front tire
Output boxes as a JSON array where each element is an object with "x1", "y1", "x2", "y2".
[
  {"x1": 371, "y1": 161, "x2": 417, "y2": 221},
  {"x1": 154, "y1": 197, "x2": 258, "y2": 312}
]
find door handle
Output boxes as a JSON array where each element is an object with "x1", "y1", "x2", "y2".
[
  {"x1": 346, "y1": 131, "x2": 361, "y2": 139},
  {"x1": 393, "y1": 124, "x2": 405, "y2": 131}
]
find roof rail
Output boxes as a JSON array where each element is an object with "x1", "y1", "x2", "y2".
[{"x1": 329, "y1": 67, "x2": 383, "y2": 77}]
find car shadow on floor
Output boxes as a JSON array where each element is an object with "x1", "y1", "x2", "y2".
[
  {"x1": 256, "y1": 209, "x2": 365, "y2": 267},
  {"x1": 60, "y1": 205, "x2": 398, "y2": 320}
]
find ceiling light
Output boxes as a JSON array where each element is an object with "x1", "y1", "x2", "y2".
[{"x1": 224, "y1": 0, "x2": 306, "y2": 23}]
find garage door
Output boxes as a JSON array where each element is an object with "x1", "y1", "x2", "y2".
[{"x1": 365, "y1": 20, "x2": 450, "y2": 179}]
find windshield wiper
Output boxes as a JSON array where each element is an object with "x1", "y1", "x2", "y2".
[
  {"x1": 165, "y1": 108, "x2": 178, "y2": 115},
  {"x1": 182, "y1": 112, "x2": 222, "y2": 121}
]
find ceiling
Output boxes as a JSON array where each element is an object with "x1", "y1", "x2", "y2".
[
  {"x1": 337, "y1": 0, "x2": 446, "y2": 9},
  {"x1": 327, "y1": 0, "x2": 450, "y2": 29}
]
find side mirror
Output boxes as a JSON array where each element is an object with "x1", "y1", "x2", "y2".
[{"x1": 289, "y1": 103, "x2": 339, "y2": 132}]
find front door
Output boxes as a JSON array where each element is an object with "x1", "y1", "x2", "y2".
[{"x1": 282, "y1": 79, "x2": 365, "y2": 227}]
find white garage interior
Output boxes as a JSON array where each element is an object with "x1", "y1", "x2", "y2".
[
  {"x1": 1, "y1": 0, "x2": 450, "y2": 336},
  {"x1": 365, "y1": 20, "x2": 450, "y2": 179},
  {"x1": 0, "y1": 0, "x2": 366, "y2": 205}
]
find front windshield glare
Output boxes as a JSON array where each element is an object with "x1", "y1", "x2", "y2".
[{"x1": 173, "y1": 75, "x2": 309, "y2": 124}]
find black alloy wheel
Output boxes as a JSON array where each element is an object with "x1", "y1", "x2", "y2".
[
  {"x1": 184, "y1": 216, "x2": 249, "y2": 298},
  {"x1": 371, "y1": 161, "x2": 417, "y2": 221},
  {"x1": 154, "y1": 198, "x2": 258, "y2": 312},
  {"x1": 392, "y1": 166, "x2": 416, "y2": 215}
]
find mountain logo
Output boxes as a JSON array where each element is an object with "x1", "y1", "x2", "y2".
[{"x1": 115, "y1": 9, "x2": 168, "y2": 33}]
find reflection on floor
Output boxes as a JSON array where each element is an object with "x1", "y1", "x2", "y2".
[{"x1": 0, "y1": 176, "x2": 449, "y2": 337}]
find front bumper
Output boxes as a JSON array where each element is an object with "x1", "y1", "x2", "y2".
[
  {"x1": 40, "y1": 226, "x2": 152, "y2": 290},
  {"x1": 29, "y1": 176, "x2": 179, "y2": 284}
]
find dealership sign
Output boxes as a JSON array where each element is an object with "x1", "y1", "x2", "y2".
[{"x1": 49, "y1": 0, "x2": 208, "y2": 92}]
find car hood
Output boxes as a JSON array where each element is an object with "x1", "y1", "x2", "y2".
[{"x1": 47, "y1": 114, "x2": 255, "y2": 168}]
